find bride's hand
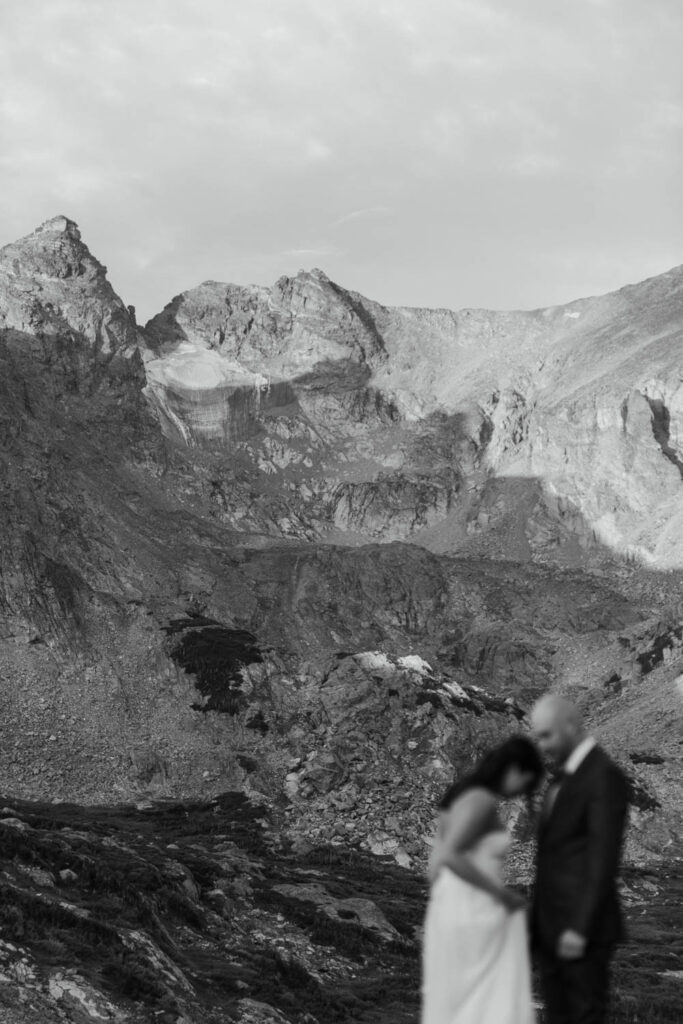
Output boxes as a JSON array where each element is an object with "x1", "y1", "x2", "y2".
[{"x1": 501, "y1": 889, "x2": 527, "y2": 913}]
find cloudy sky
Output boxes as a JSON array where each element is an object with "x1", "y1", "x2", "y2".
[{"x1": 1, "y1": 0, "x2": 681, "y2": 321}]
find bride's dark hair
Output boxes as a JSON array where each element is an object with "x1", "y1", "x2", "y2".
[{"x1": 438, "y1": 735, "x2": 544, "y2": 810}]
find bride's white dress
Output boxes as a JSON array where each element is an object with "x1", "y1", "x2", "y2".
[{"x1": 421, "y1": 829, "x2": 535, "y2": 1024}]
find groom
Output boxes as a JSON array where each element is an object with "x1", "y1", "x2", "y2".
[{"x1": 530, "y1": 695, "x2": 629, "y2": 1024}]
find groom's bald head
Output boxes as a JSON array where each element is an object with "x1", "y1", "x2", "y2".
[{"x1": 530, "y1": 695, "x2": 585, "y2": 766}]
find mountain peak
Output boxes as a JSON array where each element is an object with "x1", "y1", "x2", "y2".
[
  {"x1": 0, "y1": 216, "x2": 138, "y2": 356},
  {"x1": 0, "y1": 214, "x2": 104, "y2": 284},
  {"x1": 34, "y1": 214, "x2": 82, "y2": 240}
]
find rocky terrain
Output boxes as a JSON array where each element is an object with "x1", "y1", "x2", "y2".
[
  {"x1": 0, "y1": 216, "x2": 681, "y2": 1021},
  {"x1": 0, "y1": 793, "x2": 679, "y2": 1024}
]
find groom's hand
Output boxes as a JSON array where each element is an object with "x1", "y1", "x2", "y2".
[{"x1": 557, "y1": 929, "x2": 587, "y2": 960}]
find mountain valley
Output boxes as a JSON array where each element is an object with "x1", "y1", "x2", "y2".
[{"x1": 0, "y1": 216, "x2": 681, "y2": 1023}]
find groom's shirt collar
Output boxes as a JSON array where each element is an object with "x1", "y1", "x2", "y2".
[{"x1": 563, "y1": 736, "x2": 597, "y2": 775}]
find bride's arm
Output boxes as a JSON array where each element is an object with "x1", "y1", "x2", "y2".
[{"x1": 428, "y1": 789, "x2": 523, "y2": 910}]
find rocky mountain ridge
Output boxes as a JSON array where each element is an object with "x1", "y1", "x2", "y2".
[
  {"x1": 5, "y1": 216, "x2": 683, "y2": 566},
  {"x1": 142, "y1": 235, "x2": 683, "y2": 568}
]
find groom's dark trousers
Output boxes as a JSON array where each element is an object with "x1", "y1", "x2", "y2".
[{"x1": 532, "y1": 746, "x2": 629, "y2": 1024}]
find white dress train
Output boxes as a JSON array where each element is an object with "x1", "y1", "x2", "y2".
[{"x1": 421, "y1": 830, "x2": 535, "y2": 1024}]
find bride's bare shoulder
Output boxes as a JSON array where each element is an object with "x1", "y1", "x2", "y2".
[
  {"x1": 440, "y1": 787, "x2": 497, "y2": 827},
  {"x1": 450, "y1": 786, "x2": 497, "y2": 811},
  {"x1": 436, "y1": 787, "x2": 498, "y2": 848}
]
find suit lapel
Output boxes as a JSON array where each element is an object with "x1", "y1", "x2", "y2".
[
  {"x1": 540, "y1": 776, "x2": 563, "y2": 825},
  {"x1": 540, "y1": 746, "x2": 601, "y2": 830}
]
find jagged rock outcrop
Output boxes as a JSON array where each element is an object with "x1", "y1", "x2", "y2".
[
  {"x1": 142, "y1": 270, "x2": 389, "y2": 447},
  {"x1": 144, "y1": 270, "x2": 387, "y2": 369}
]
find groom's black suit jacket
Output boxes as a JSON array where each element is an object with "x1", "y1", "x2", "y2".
[{"x1": 532, "y1": 745, "x2": 629, "y2": 951}]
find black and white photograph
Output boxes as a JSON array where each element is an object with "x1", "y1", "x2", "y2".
[{"x1": 0, "y1": 2, "x2": 681, "y2": 1022}]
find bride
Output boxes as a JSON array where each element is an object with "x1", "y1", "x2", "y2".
[{"x1": 422, "y1": 736, "x2": 544, "y2": 1024}]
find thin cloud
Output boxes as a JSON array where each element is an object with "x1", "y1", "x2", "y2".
[
  {"x1": 280, "y1": 247, "x2": 342, "y2": 257},
  {"x1": 511, "y1": 153, "x2": 562, "y2": 177},
  {"x1": 330, "y1": 206, "x2": 394, "y2": 228}
]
